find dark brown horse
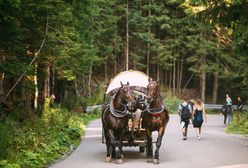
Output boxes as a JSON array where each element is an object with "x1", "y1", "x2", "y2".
[
  {"x1": 102, "y1": 82, "x2": 136, "y2": 164},
  {"x1": 142, "y1": 78, "x2": 169, "y2": 164}
]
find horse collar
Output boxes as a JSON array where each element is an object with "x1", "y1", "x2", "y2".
[
  {"x1": 146, "y1": 104, "x2": 165, "y2": 116},
  {"x1": 110, "y1": 96, "x2": 127, "y2": 118}
]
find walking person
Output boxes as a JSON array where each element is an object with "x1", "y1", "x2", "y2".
[
  {"x1": 225, "y1": 94, "x2": 233, "y2": 125},
  {"x1": 192, "y1": 99, "x2": 207, "y2": 140},
  {"x1": 188, "y1": 99, "x2": 195, "y2": 124},
  {"x1": 221, "y1": 103, "x2": 227, "y2": 124},
  {"x1": 178, "y1": 99, "x2": 192, "y2": 140},
  {"x1": 237, "y1": 97, "x2": 244, "y2": 113}
]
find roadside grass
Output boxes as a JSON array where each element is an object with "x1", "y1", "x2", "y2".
[{"x1": 0, "y1": 106, "x2": 100, "y2": 168}]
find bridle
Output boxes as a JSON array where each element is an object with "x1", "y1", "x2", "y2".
[
  {"x1": 109, "y1": 86, "x2": 135, "y2": 118},
  {"x1": 146, "y1": 81, "x2": 165, "y2": 116}
]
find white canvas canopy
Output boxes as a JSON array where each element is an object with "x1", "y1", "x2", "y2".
[{"x1": 105, "y1": 70, "x2": 149, "y2": 95}]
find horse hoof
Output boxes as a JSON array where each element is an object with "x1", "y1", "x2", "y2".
[
  {"x1": 147, "y1": 158, "x2": 153, "y2": 163},
  {"x1": 105, "y1": 157, "x2": 111, "y2": 162},
  {"x1": 116, "y1": 159, "x2": 124, "y2": 164},
  {"x1": 153, "y1": 159, "x2": 160, "y2": 164}
]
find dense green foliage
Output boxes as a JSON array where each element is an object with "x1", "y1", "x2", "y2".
[
  {"x1": 0, "y1": 106, "x2": 100, "y2": 168},
  {"x1": 1, "y1": 1, "x2": 248, "y2": 115},
  {"x1": 164, "y1": 96, "x2": 181, "y2": 114},
  {"x1": 227, "y1": 111, "x2": 248, "y2": 135},
  {"x1": 0, "y1": 0, "x2": 248, "y2": 166}
]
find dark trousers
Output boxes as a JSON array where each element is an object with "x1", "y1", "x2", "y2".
[{"x1": 224, "y1": 113, "x2": 227, "y2": 124}]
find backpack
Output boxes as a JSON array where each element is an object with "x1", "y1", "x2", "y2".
[
  {"x1": 195, "y1": 110, "x2": 203, "y2": 121},
  {"x1": 181, "y1": 104, "x2": 191, "y2": 120}
]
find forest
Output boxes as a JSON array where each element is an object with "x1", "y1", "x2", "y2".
[{"x1": 0, "y1": 0, "x2": 248, "y2": 167}]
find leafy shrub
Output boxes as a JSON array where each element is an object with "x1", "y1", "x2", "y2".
[
  {"x1": 227, "y1": 111, "x2": 248, "y2": 135},
  {"x1": 0, "y1": 160, "x2": 20, "y2": 168},
  {"x1": 0, "y1": 106, "x2": 100, "y2": 168},
  {"x1": 164, "y1": 96, "x2": 181, "y2": 114}
]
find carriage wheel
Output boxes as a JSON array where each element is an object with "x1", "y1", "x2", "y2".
[{"x1": 139, "y1": 146, "x2": 145, "y2": 153}]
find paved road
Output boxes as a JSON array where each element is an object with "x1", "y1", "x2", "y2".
[{"x1": 50, "y1": 115, "x2": 248, "y2": 168}]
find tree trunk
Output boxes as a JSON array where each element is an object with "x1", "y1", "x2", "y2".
[
  {"x1": 146, "y1": 0, "x2": 151, "y2": 76},
  {"x1": 212, "y1": 74, "x2": 218, "y2": 104},
  {"x1": 21, "y1": 78, "x2": 27, "y2": 121},
  {"x1": 105, "y1": 63, "x2": 108, "y2": 82},
  {"x1": 34, "y1": 62, "x2": 38, "y2": 114},
  {"x1": 177, "y1": 57, "x2": 180, "y2": 92},
  {"x1": 26, "y1": 87, "x2": 32, "y2": 118},
  {"x1": 156, "y1": 64, "x2": 160, "y2": 81},
  {"x1": 147, "y1": 42, "x2": 150, "y2": 76},
  {"x1": 125, "y1": 0, "x2": 129, "y2": 71},
  {"x1": 44, "y1": 62, "x2": 50, "y2": 100},
  {"x1": 0, "y1": 51, "x2": 4, "y2": 102},
  {"x1": 173, "y1": 59, "x2": 176, "y2": 95},
  {"x1": 200, "y1": 56, "x2": 206, "y2": 102},
  {"x1": 164, "y1": 69, "x2": 168, "y2": 86},
  {"x1": 60, "y1": 82, "x2": 64, "y2": 105},
  {"x1": 74, "y1": 78, "x2": 80, "y2": 97},
  {"x1": 114, "y1": 39, "x2": 117, "y2": 75},
  {"x1": 179, "y1": 57, "x2": 183, "y2": 96},
  {"x1": 51, "y1": 67, "x2": 55, "y2": 95},
  {"x1": 169, "y1": 67, "x2": 172, "y2": 94},
  {"x1": 0, "y1": 72, "x2": 3, "y2": 101},
  {"x1": 212, "y1": 58, "x2": 219, "y2": 104},
  {"x1": 88, "y1": 63, "x2": 92, "y2": 97}
]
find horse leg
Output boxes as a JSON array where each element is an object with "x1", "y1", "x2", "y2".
[
  {"x1": 111, "y1": 146, "x2": 116, "y2": 159},
  {"x1": 116, "y1": 129, "x2": 125, "y2": 164},
  {"x1": 146, "y1": 129, "x2": 153, "y2": 163},
  {"x1": 153, "y1": 127, "x2": 165, "y2": 164},
  {"x1": 104, "y1": 128, "x2": 111, "y2": 162}
]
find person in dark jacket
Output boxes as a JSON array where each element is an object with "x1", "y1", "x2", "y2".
[
  {"x1": 221, "y1": 103, "x2": 227, "y2": 125},
  {"x1": 178, "y1": 99, "x2": 192, "y2": 140},
  {"x1": 237, "y1": 97, "x2": 244, "y2": 113}
]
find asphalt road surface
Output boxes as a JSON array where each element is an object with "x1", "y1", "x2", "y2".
[{"x1": 50, "y1": 115, "x2": 248, "y2": 168}]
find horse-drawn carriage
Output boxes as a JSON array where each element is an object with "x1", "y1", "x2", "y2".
[
  {"x1": 101, "y1": 70, "x2": 169, "y2": 164},
  {"x1": 102, "y1": 70, "x2": 149, "y2": 150}
]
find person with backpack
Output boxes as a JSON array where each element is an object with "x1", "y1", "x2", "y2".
[
  {"x1": 178, "y1": 99, "x2": 192, "y2": 140},
  {"x1": 193, "y1": 99, "x2": 207, "y2": 140}
]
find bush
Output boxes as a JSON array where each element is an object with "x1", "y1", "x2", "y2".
[
  {"x1": 163, "y1": 96, "x2": 181, "y2": 114},
  {"x1": 0, "y1": 106, "x2": 100, "y2": 168},
  {"x1": 226, "y1": 111, "x2": 248, "y2": 135}
]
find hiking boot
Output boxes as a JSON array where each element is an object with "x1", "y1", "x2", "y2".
[{"x1": 182, "y1": 132, "x2": 187, "y2": 140}]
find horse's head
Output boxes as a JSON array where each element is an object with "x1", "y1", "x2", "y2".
[
  {"x1": 119, "y1": 82, "x2": 136, "y2": 112},
  {"x1": 147, "y1": 78, "x2": 159, "y2": 102}
]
